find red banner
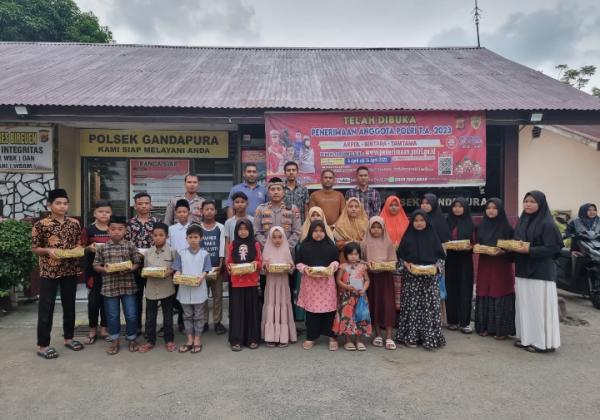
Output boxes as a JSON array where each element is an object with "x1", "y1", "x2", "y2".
[{"x1": 265, "y1": 111, "x2": 486, "y2": 188}]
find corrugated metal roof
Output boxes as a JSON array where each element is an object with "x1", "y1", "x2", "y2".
[
  {"x1": 1, "y1": 42, "x2": 599, "y2": 111},
  {"x1": 554, "y1": 125, "x2": 600, "y2": 143}
]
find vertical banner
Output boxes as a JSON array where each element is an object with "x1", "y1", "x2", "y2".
[
  {"x1": 130, "y1": 159, "x2": 189, "y2": 207},
  {"x1": 265, "y1": 112, "x2": 486, "y2": 188}
]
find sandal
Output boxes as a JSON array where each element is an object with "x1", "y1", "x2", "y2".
[
  {"x1": 344, "y1": 342, "x2": 357, "y2": 351},
  {"x1": 64, "y1": 340, "x2": 84, "y2": 351},
  {"x1": 356, "y1": 342, "x2": 367, "y2": 351},
  {"x1": 37, "y1": 347, "x2": 59, "y2": 359},
  {"x1": 179, "y1": 344, "x2": 193, "y2": 353},
  {"x1": 106, "y1": 342, "x2": 120, "y2": 356},
  {"x1": 249, "y1": 342, "x2": 259, "y2": 350},
  {"x1": 85, "y1": 335, "x2": 97, "y2": 345},
  {"x1": 278, "y1": 343, "x2": 288, "y2": 348},
  {"x1": 447, "y1": 324, "x2": 459, "y2": 331},
  {"x1": 166, "y1": 342, "x2": 177, "y2": 352},
  {"x1": 372, "y1": 336, "x2": 384, "y2": 347},
  {"x1": 128, "y1": 341, "x2": 139, "y2": 353},
  {"x1": 138, "y1": 342, "x2": 154, "y2": 353},
  {"x1": 231, "y1": 344, "x2": 242, "y2": 352},
  {"x1": 524, "y1": 345, "x2": 545, "y2": 353},
  {"x1": 514, "y1": 340, "x2": 527, "y2": 349},
  {"x1": 329, "y1": 340, "x2": 338, "y2": 351},
  {"x1": 266, "y1": 342, "x2": 276, "y2": 348},
  {"x1": 385, "y1": 339, "x2": 397, "y2": 350},
  {"x1": 302, "y1": 340, "x2": 314, "y2": 350},
  {"x1": 191, "y1": 344, "x2": 203, "y2": 353}
]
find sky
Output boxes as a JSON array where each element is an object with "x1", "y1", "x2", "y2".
[{"x1": 76, "y1": 0, "x2": 600, "y2": 92}]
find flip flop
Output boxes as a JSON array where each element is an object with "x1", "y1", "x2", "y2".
[
  {"x1": 64, "y1": 340, "x2": 84, "y2": 351},
  {"x1": 85, "y1": 335, "x2": 97, "y2": 345},
  {"x1": 356, "y1": 342, "x2": 367, "y2": 351},
  {"x1": 166, "y1": 342, "x2": 177, "y2": 352},
  {"x1": 385, "y1": 339, "x2": 397, "y2": 350},
  {"x1": 302, "y1": 341, "x2": 314, "y2": 350},
  {"x1": 372, "y1": 336, "x2": 384, "y2": 347},
  {"x1": 37, "y1": 347, "x2": 59, "y2": 359},
  {"x1": 179, "y1": 344, "x2": 193, "y2": 353},
  {"x1": 328, "y1": 340, "x2": 338, "y2": 351},
  {"x1": 106, "y1": 342, "x2": 120, "y2": 356},
  {"x1": 138, "y1": 343, "x2": 154, "y2": 353},
  {"x1": 128, "y1": 341, "x2": 139, "y2": 353},
  {"x1": 191, "y1": 344, "x2": 203, "y2": 353},
  {"x1": 278, "y1": 343, "x2": 288, "y2": 348},
  {"x1": 231, "y1": 344, "x2": 242, "y2": 352}
]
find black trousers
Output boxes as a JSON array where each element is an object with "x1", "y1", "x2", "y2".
[
  {"x1": 305, "y1": 311, "x2": 336, "y2": 341},
  {"x1": 134, "y1": 272, "x2": 146, "y2": 330},
  {"x1": 37, "y1": 276, "x2": 77, "y2": 347},
  {"x1": 145, "y1": 295, "x2": 175, "y2": 344},
  {"x1": 445, "y1": 252, "x2": 474, "y2": 327},
  {"x1": 88, "y1": 274, "x2": 106, "y2": 328}
]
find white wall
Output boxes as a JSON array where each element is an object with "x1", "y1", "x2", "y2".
[{"x1": 518, "y1": 125, "x2": 600, "y2": 217}]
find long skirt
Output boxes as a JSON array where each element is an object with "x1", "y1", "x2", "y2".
[
  {"x1": 261, "y1": 273, "x2": 297, "y2": 344},
  {"x1": 367, "y1": 271, "x2": 396, "y2": 329},
  {"x1": 332, "y1": 292, "x2": 372, "y2": 337},
  {"x1": 474, "y1": 295, "x2": 516, "y2": 337},
  {"x1": 395, "y1": 272, "x2": 446, "y2": 349},
  {"x1": 515, "y1": 277, "x2": 560, "y2": 350},
  {"x1": 229, "y1": 287, "x2": 261, "y2": 347},
  {"x1": 445, "y1": 251, "x2": 474, "y2": 327}
]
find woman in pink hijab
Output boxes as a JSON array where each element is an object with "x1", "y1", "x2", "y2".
[{"x1": 261, "y1": 226, "x2": 298, "y2": 347}]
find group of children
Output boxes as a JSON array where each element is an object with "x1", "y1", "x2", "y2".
[{"x1": 33, "y1": 185, "x2": 563, "y2": 358}]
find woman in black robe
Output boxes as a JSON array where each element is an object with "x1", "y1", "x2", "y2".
[
  {"x1": 395, "y1": 209, "x2": 447, "y2": 350},
  {"x1": 445, "y1": 197, "x2": 475, "y2": 333}
]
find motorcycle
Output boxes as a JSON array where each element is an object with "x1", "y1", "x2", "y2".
[{"x1": 556, "y1": 229, "x2": 600, "y2": 309}]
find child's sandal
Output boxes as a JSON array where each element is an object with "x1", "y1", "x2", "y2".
[
  {"x1": 138, "y1": 343, "x2": 154, "y2": 353},
  {"x1": 328, "y1": 340, "x2": 338, "y2": 351},
  {"x1": 356, "y1": 342, "x2": 367, "y2": 351},
  {"x1": 372, "y1": 336, "x2": 384, "y2": 347},
  {"x1": 344, "y1": 342, "x2": 357, "y2": 351},
  {"x1": 277, "y1": 343, "x2": 288, "y2": 348},
  {"x1": 166, "y1": 342, "x2": 177, "y2": 352},
  {"x1": 302, "y1": 340, "x2": 314, "y2": 350},
  {"x1": 231, "y1": 344, "x2": 242, "y2": 352},
  {"x1": 385, "y1": 339, "x2": 397, "y2": 350}
]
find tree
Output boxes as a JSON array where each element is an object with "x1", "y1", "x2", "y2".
[
  {"x1": 555, "y1": 64, "x2": 599, "y2": 98},
  {"x1": 0, "y1": 0, "x2": 112, "y2": 43}
]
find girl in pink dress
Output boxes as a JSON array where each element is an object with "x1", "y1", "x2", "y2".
[
  {"x1": 261, "y1": 226, "x2": 298, "y2": 347},
  {"x1": 296, "y1": 220, "x2": 340, "y2": 351}
]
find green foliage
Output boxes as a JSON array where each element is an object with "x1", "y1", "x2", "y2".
[
  {"x1": 0, "y1": 220, "x2": 37, "y2": 297},
  {"x1": 555, "y1": 64, "x2": 597, "y2": 90},
  {"x1": 0, "y1": 0, "x2": 112, "y2": 43}
]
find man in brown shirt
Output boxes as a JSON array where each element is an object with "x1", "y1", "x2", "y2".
[
  {"x1": 308, "y1": 169, "x2": 346, "y2": 227},
  {"x1": 32, "y1": 188, "x2": 84, "y2": 359}
]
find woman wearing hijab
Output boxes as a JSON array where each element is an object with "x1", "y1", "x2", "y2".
[
  {"x1": 226, "y1": 219, "x2": 263, "y2": 351},
  {"x1": 396, "y1": 209, "x2": 447, "y2": 350},
  {"x1": 380, "y1": 195, "x2": 410, "y2": 313},
  {"x1": 474, "y1": 198, "x2": 516, "y2": 339},
  {"x1": 296, "y1": 220, "x2": 340, "y2": 351},
  {"x1": 300, "y1": 206, "x2": 335, "y2": 242},
  {"x1": 334, "y1": 197, "x2": 369, "y2": 263},
  {"x1": 421, "y1": 193, "x2": 451, "y2": 324},
  {"x1": 362, "y1": 216, "x2": 398, "y2": 350},
  {"x1": 513, "y1": 191, "x2": 563, "y2": 353},
  {"x1": 564, "y1": 203, "x2": 600, "y2": 300},
  {"x1": 261, "y1": 227, "x2": 297, "y2": 347},
  {"x1": 445, "y1": 197, "x2": 475, "y2": 334},
  {"x1": 379, "y1": 195, "x2": 410, "y2": 248}
]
